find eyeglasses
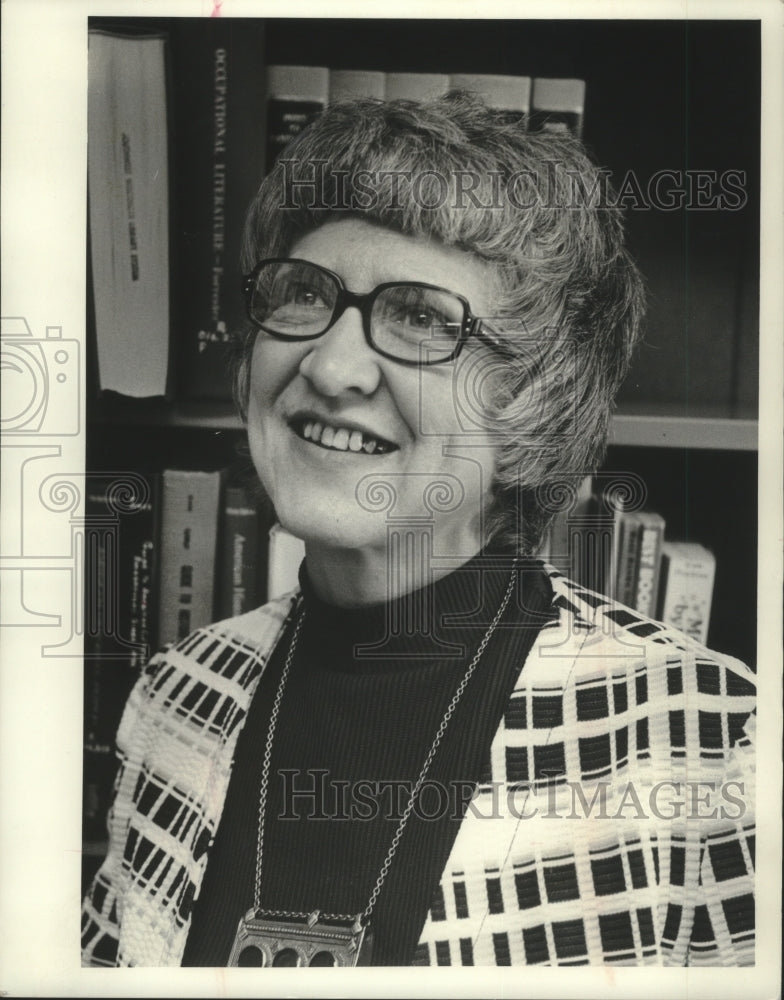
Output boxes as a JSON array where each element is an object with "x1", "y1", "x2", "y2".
[{"x1": 243, "y1": 258, "x2": 495, "y2": 366}]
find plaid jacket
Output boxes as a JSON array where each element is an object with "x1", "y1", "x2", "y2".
[{"x1": 81, "y1": 568, "x2": 756, "y2": 967}]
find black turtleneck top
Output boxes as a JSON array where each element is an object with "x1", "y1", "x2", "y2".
[{"x1": 182, "y1": 547, "x2": 554, "y2": 966}]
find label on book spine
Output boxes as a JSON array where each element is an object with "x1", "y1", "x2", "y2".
[
  {"x1": 158, "y1": 468, "x2": 224, "y2": 646},
  {"x1": 633, "y1": 513, "x2": 665, "y2": 616},
  {"x1": 87, "y1": 31, "x2": 171, "y2": 399},
  {"x1": 657, "y1": 542, "x2": 716, "y2": 644},
  {"x1": 170, "y1": 20, "x2": 267, "y2": 400},
  {"x1": 217, "y1": 484, "x2": 261, "y2": 619},
  {"x1": 266, "y1": 65, "x2": 329, "y2": 170}
]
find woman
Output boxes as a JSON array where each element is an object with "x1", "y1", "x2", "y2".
[{"x1": 81, "y1": 93, "x2": 755, "y2": 967}]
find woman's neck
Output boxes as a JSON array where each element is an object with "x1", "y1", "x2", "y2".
[{"x1": 303, "y1": 525, "x2": 486, "y2": 608}]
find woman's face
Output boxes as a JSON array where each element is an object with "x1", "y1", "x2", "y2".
[{"x1": 246, "y1": 218, "x2": 503, "y2": 556}]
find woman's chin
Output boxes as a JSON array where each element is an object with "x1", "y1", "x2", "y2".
[{"x1": 274, "y1": 504, "x2": 382, "y2": 553}]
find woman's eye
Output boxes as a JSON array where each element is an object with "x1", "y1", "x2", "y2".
[
  {"x1": 406, "y1": 308, "x2": 439, "y2": 328},
  {"x1": 291, "y1": 283, "x2": 328, "y2": 308}
]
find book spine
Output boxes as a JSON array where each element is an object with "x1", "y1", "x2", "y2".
[
  {"x1": 83, "y1": 471, "x2": 160, "y2": 841},
  {"x1": 448, "y1": 73, "x2": 531, "y2": 126},
  {"x1": 87, "y1": 31, "x2": 171, "y2": 399},
  {"x1": 530, "y1": 77, "x2": 586, "y2": 137},
  {"x1": 615, "y1": 512, "x2": 643, "y2": 606},
  {"x1": 157, "y1": 469, "x2": 224, "y2": 646},
  {"x1": 383, "y1": 72, "x2": 450, "y2": 102},
  {"x1": 657, "y1": 543, "x2": 716, "y2": 644},
  {"x1": 170, "y1": 20, "x2": 267, "y2": 400},
  {"x1": 328, "y1": 69, "x2": 386, "y2": 102},
  {"x1": 568, "y1": 478, "x2": 607, "y2": 591},
  {"x1": 633, "y1": 514, "x2": 666, "y2": 616},
  {"x1": 217, "y1": 484, "x2": 261, "y2": 619},
  {"x1": 266, "y1": 64, "x2": 329, "y2": 170}
]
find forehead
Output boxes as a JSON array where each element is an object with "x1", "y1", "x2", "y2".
[{"x1": 289, "y1": 218, "x2": 497, "y2": 315}]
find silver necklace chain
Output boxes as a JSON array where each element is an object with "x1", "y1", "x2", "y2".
[{"x1": 251, "y1": 567, "x2": 518, "y2": 926}]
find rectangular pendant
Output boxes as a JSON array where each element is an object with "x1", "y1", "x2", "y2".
[{"x1": 227, "y1": 909, "x2": 373, "y2": 968}]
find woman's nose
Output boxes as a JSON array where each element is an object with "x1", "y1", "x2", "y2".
[{"x1": 298, "y1": 306, "x2": 382, "y2": 397}]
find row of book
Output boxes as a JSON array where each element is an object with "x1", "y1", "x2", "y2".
[
  {"x1": 83, "y1": 465, "x2": 716, "y2": 841},
  {"x1": 539, "y1": 477, "x2": 716, "y2": 644},
  {"x1": 82, "y1": 464, "x2": 289, "y2": 841},
  {"x1": 266, "y1": 65, "x2": 585, "y2": 167},
  {"x1": 87, "y1": 21, "x2": 585, "y2": 406}
]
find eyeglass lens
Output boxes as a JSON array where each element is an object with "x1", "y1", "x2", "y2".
[{"x1": 250, "y1": 260, "x2": 466, "y2": 362}]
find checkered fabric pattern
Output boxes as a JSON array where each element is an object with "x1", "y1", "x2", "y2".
[{"x1": 81, "y1": 568, "x2": 756, "y2": 967}]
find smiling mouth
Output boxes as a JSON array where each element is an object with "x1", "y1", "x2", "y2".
[{"x1": 291, "y1": 418, "x2": 398, "y2": 455}]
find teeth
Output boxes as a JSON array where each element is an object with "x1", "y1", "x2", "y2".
[
  {"x1": 332, "y1": 428, "x2": 350, "y2": 450},
  {"x1": 296, "y1": 418, "x2": 389, "y2": 454}
]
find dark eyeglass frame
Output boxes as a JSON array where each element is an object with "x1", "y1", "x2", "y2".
[{"x1": 242, "y1": 257, "x2": 500, "y2": 366}]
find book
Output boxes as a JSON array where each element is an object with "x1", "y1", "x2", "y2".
[
  {"x1": 530, "y1": 77, "x2": 586, "y2": 137},
  {"x1": 613, "y1": 510, "x2": 644, "y2": 606},
  {"x1": 87, "y1": 30, "x2": 171, "y2": 399},
  {"x1": 216, "y1": 480, "x2": 263, "y2": 619},
  {"x1": 267, "y1": 523, "x2": 306, "y2": 600},
  {"x1": 631, "y1": 511, "x2": 666, "y2": 616},
  {"x1": 448, "y1": 73, "x2": 531, "y2": 124},
  {"x1": 157, "y1": 467, "x2": 225, "y2": 647},
  {"x1": 329, "y1": 68, "x2": 386, "y2": 102},
  {"x1": 383, "y1": 72, "x2": 450, "y2": 102},
  {"x1": 543, "y1": 475, "x2": 593, "y2": 581},
  {"x1": 656, "y1": 542, "x2": 716, "y2": 644},
  {"x1": 266, "y1": 64, "x2": 329, "y2": 170},
  {"x1": 567, "y1": 479, "x2": 613, "y2": 593},
  {"x1": 169, "y1": 19, "x2": 267, "y2": 401},
  {"x1": 83, "y1": 470, "x2": 161, "y2": 841}
]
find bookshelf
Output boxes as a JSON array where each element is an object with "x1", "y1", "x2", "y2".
[
  {"x1": 83, "y1": 16, "x2": 760, "y2": 889},
  {"x1": 94, "y1": 396, "x2": 759, "y2": 452}
]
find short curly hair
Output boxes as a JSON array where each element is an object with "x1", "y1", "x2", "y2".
[{"x1": 234, "y1": 91, "x2": 645, "y2": 555}]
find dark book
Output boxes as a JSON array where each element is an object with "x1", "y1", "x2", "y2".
[
  {"x1": 265, "y1": 64, "x2": 329, "y2": 170},
  {"x1": 157, "y1": 467, "x2": 226, "y2": 647},
  {"x1": 614, "y1": 510, "x2": 644, "y2": 606},
  {"x1": 216, "y1": 481, "x2": 263, "y2": 619},
  {"x1": 83, "y1": 471, "x2": 161, "y2": 842},
  {"x1": 568, "y1": 481, "x2": 615, "y2": 594},
  {"x1": 87, "y1": 30, "x2": 172, "y2": 399},
  {"x1": 530, "y1": 77, "x2": 586, "y2": 137},
  {"x1": 169, "y1": 19, "x2": 267, "y2": 400}
]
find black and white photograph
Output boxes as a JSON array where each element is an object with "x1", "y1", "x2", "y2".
[{"x1": 1, "y1": 1, "x2": 781, "y2": 996}]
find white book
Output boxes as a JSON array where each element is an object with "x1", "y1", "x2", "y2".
[
  {"x1": 329, "y1": 69, "x2": 386, "y2": 102},
  {"x1": 87, "y1": 30, "x2": 170, "y2": 398},
  {"x1": 267, "y1": 523, "x2": 306, "y2": 600},
  {"x1": 384, "y1": 72, "x2": 450, "y2": 102},
  {"x1": 657, "y1": 541, "x2": 716, "y2": 644}
]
